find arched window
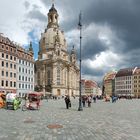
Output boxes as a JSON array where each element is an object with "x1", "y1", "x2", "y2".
[
  {"x1": 47, "y1": 70, "x2": 51, "y2": 85},
  {"x1": 57, "y1": 67, "x2": 60, "y2": 85},
  {"x1": 50, "y1": 15, "x2": 53, "y2": 22}
]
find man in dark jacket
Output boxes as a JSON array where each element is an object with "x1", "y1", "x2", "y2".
[{"x1": 65, "y1": 95, "x2": 71, "y2": 109}]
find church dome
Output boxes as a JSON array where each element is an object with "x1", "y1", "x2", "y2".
[
  {"x1": 38, "y1": 3, "x2": 68, "y2": 60},
  {"x1": 42, "y1": 28, "x2": 66, "y2": 48}
]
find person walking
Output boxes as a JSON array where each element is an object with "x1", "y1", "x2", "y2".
[
  {"x1": 93, "y1": 96, "x2": 96, "y2": 103},
  {"x1": 64, "y1": 95, "x2": 71, "y2": 109},
  {"x1": 87, "y1": 96, "x2": 92, "y2": 107},
  {"x1": 82, "y1": 96, "x2": 86, "y2": 107}
]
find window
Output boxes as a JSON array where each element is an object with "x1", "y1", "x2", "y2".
[
  {"x1": 28, "y1": 70, "x2": 30, "y2": 74},
  {"x1": 14, "y1": 82, "x2": 16, "y2": 87},
  {"x1": 2, "y1": 61, "x2": 4, "y2": 67},
  {"x1": 2, "y1": 53, "x2": 4, "y2": 58},
  {"x1": 14, "y1": 64, "x2": 16, "y2": 69},
  {"x1": 19, "y1": 76, "x2": 21, "y2": 80},
  {"x1": 6, "y1": 81, "x2": 8, "y2": 87},
  {"x1": 6, "y1": 54, "x2": 8, "y2": 59},
  {"x1": 22, "y1": 84, "x2": 24, "y2": 88},
  {"x1": 19, "y1": 59, "x2": 21, "y2": 63},
  {"x1": 6, "y1": 62, "x2": 8, "y2": 67},
  {"x1": 6, "y1": 72, "x2": 8, "y2": 77},
  {"x1": 48, "y1": 70, "x2": 51, "y2": 85},
  {"x1": 14, "y1": 73, "x2": 16, "y2": 78},
  {"x1": 28, "y1": 78, "x2": 30, "y2": 82},
  {"x1": 2, "y1": 71, "x2": 4, "y2": 76},
  {"x1": 57, "y1": 67, "x2": 60, "y2": 85},
  {"x1": 10, "y1": 56, "x2": 12, "y2": 60},
  {"x1": 10, "y1": 72, "x2": 12, "y2": 77},
  {"x1": 19, "y1": 84, "x2": 21, "y2": 88},
  {"x1": 22, "y1": 60, "x2": 24, "y2": 65},
  {"x1": 10, "y1": 81, "x2": 12, "y2": 87},
  {"x1": 22, "y1": 76, "x2": 24, "y2": 81},
  {"x1": 25, "y1": 77, "x2": 27, "y2": 81},
  {"x1": 10, "y1": 63, "x2": 12, "y2": 68},
  {"x1": 14, "y1": 57, "x2": 16, "y2": 61},
  {"x1": 19, "y1": 67, "x2": 21, "y2": 72},
  {"x1": 1, "y1": 80, "x2": 4, "y2": 86},
  {"x1": 22, "y1": 68, "x2": 24, "y2": 73},
  {"x1": 26, "y1": 69, "x2": 27, "y2": 73},
  {"x1": 10, "y1": 48, "x2": 12, "y2": 52}
]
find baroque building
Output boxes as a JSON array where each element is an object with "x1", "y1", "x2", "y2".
[{"x1": 35, "y1": 4, "x2": 79, "y2": 96}]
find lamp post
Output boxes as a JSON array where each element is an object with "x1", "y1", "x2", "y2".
[{"x1": 78, "y1": 12, "x2": 83, "y2": 111}]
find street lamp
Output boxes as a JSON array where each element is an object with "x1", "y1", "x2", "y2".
[{"x1": 78, "y1": 12, "x2": 83, "y2": 111}]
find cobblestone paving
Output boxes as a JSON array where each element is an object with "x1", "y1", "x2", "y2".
[{"x1": 0, "y1": 98, "x2": 140, "y2": 140}]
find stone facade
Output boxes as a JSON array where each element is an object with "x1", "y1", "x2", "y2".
[
  {"x1": 115, "y1": 68, "x2": 136, "y2": 97},
  {"x1": 132, "y1": 67, "x2": 140, "y2": 98},
  {"x1": 0, "y1": 34, "x2": 34, "y2": 96},
  {"x1": 103, "y1": 71, "x2": 116, "y2": 97},
  {"x1": 0, "y1": 35, "x2": 17, "y2": 94},
  {"x1": 16, "y1": 42, "x2": 34, "y2": 97},
  {"x1": 35, "y1": 4, "x2": 79, "y2": 96}
]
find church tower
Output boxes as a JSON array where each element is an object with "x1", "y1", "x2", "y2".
[
  {"x1": 47, "y1": 4, "x2": 59, "y2": 29},
  {"x1": 35, "y1": 3, "x2": 79, "y2": 97}
]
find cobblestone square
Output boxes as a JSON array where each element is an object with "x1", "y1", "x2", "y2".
[{"x1": 0, "y1": 98, "x2": 140, "y2": 140}]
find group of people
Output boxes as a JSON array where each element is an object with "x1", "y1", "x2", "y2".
[
  {"x1": 64, "y1": 95, "x2": 97, "y2": 109},
  {"x1": 82, "y1": 95, "x2": 96, "y2": 107}
]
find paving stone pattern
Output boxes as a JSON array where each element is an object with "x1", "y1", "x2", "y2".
[{"x1": 0, "y1": 98, "x2": 140, "y2": 140}]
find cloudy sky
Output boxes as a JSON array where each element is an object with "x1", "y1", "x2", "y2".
[{"x1": 0, "y1": 0, "x2": 140, "y2": 83}]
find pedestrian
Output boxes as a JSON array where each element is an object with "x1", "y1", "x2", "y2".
[
  {"x1": 87, "y1": 96, "x2": 92, "y2": 107},
  {"x1": 93, "y1": 96, "x2": 96, "y2": 103},
  {"x1": 82, "y1": 96, "x2": 86, "y2": 107},
  {"x1": 64, "y1": 95, "x2": 71, "y2": 109}
]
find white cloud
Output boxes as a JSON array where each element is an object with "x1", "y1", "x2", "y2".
[
  {"x1": 83, "y1": 51, "x2": 123, "y2": 70},
  {"x1": 0, "y1": 0, "x2": 46, "y2": 45}
]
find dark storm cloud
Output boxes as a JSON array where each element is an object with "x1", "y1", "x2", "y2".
[
  {"x1": 40, "y1": 0, "x2": 93, "y2": 31},
  {"x1": 39, "y1": 0, "x2": 140, "y2": 51},
  {"x1": 26, "y1": 0, "x2": 140, "y2": 82},
  {"x1": 26, "y1": 9, "x2": 47, "y2": 22},
  {"x1": 82, "y1": 66, "x2": 105, "y2": 77},
  {"x1": 84, "y1": 0, "x2": 140, "y2": 52},
  {"x1": 81, "y1": 38, "x2": 107, "y2": 59}
]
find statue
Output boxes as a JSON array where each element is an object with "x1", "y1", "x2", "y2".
[{"x1": 55, "y1": 30, "x2": 60, "y2": 43}]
